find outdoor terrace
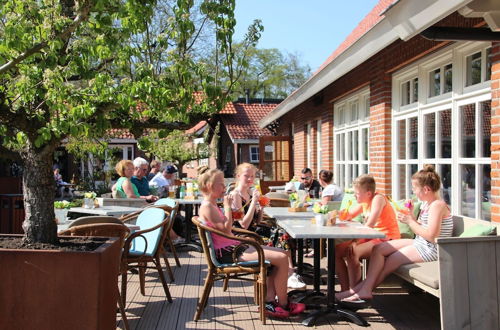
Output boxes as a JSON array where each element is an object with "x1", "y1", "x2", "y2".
[{"x1": 117, "y1": 250, "x2": 441, "y2": 329}]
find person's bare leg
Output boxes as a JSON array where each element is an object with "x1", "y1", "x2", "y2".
[
  {"x1": 346, "y1": 241, "x2": 376, "y2": 288},
  {"x1": 344, "y1": 240, "x2": 420, "y2": 301},
  {"x1": 241, "y1": 245, "x2": 289, "y2": 304}
]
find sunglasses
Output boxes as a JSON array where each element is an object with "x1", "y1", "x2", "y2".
[{"x1": 301, "y1": 176, "x2": 312, "y2": 180}]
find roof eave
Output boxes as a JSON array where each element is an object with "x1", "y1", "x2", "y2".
[{"x1": 259, "y1": 0, "x2": 472, "y2": 128}]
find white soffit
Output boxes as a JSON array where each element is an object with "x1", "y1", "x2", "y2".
[{"x1": 259, "y1": 0, "x2": 472, "y2": 128}]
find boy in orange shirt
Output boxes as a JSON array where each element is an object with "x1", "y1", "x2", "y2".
[{"x1": 336, "y1": 174, "x2": 400, "y2": 292}]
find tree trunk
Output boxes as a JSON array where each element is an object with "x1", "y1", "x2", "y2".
[{"x1": 21, "y1": 146, "x2": 58, "y2": 244}]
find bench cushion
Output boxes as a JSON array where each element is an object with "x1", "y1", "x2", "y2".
[{"x1": 394, "y1": 261, "x2": 439, "y2": 289}]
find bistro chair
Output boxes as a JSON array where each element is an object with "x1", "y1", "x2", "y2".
[
  {"x1": 121, "y1": 207, "x2": 173, "y2": 304},
  {"x1": 120, "y1": 199, "x2": 181, "y2": 281},
  {"x1": 59, "y1": 223, "x2": 131, "y2": 330},
  {"x1": 192, "y1": 216, "x2": 270, "y2": 324},
  {"x1": 268, "y1": 197, "x2": 290, "y2": 207},
  {"x1": 154, "y1": 198, "x2": 181, "y2": 269},
  {"x1": 68, "y1": 216, "x2": 124, "y2": 228}
]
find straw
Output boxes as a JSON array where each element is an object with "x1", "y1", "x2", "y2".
[{"x1": 387, "y1": 195, "x2": 402, "y2": 211}]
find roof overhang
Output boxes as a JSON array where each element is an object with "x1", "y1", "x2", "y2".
[
  {"x1": 259, "y1": 0, "x2": 473, "y2": 128},
  {"x1": 233, "y1": 139, "x2": 259, "y2": 144}
]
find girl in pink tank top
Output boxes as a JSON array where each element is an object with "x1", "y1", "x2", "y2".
[{"x1": 197, "y1": 168, "x2": 305, "y2": 319}]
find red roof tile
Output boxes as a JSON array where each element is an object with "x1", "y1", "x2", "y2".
[
  {"x1": 316, "y1": 0, "x2": 394, "y2": 73},
  {"x1": 185, "y1": 120, "x2": 207, "y2": 134},
  {"x1": 221, "y1": 103, "x2": 277, "y2": 140}
]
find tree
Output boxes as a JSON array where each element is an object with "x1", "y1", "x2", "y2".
[
  {"x1": 204, "y1": 45, "x2": 311, "y2": 99},
  {"x1": 140, "y1": 127, "x2": 213, "y2": 176},
  {"x1": 0, "y1": 0, "x2": 262, "y2": 243}
]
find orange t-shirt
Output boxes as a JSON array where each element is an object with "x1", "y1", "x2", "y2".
[{"x1": 365, "y1": 193, "x2": 400, "y2": 240}]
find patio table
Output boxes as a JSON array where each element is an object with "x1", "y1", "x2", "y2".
[
  {"x1": 276, "y1": 218, "x2": 385, "y2": 327},
  {"x1": 264, "y1": 207, "x2": 315, "y2": 277}
]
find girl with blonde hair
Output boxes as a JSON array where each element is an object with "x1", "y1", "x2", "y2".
[{"x1": 198, "y1": 168, "x2": 305, "y2": 318}]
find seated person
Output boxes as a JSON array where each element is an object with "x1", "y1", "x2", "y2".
[
  {"x1": 149, "y1": 165, "x2": 177, "y2": 197},
  {"x1": 54, "y1": 168, "x2": 72, "y2": 197},
  {"x1": 338, "y1": 166, "x2": 453, "y2": 305},
  {"x1": 229, "y1": 163, "x2": 306, "y2": 290},
  {"x1": 147, "y1": 160, "x2": 161, "y2": 181},
  {"x1": 318, "y1": 169, "x2": 343, "y2": 204},
  {"x1": 198, "y1": 168, "x2": 305, "y2": 318},
  {"x1": 114, "y1": 160, "x2": 141, "y2": 198},
  {"x1": 335, "y1": 174, "x2": 400, "y2": 292},
  {"x1": 130, "y1": 157, "x2": 158, "y2": 202},
  {"x1": 298, "y1": 168, "x2": 322, "y2": 199}
]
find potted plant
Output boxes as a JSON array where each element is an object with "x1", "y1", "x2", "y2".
[
  {"x1": 312, "y1": 202, "x2": 330, "y2": 226},
  {"x1": 0, "y1": 1, "x2": 262, "y2": 328},
  {"x1": 83, "y1": 191, "x2": 97, "y2": 209},
  {"x1": 54, "y1": 200, "x2": 71, "y2": 224}
]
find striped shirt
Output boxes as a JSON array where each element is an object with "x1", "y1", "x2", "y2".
[{"x1": 413, "y1": 201, "x2": 453, "y2": 262}]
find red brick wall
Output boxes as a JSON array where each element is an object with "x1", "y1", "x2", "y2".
[{"x1": 490, "y1": 41, "x2": 500, "y2": 223}]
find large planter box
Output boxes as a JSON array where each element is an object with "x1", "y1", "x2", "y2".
[{"x1": 0, "y1": 234, "x2": 121, "y2": 330}]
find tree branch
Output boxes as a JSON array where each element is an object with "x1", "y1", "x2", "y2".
[{"x1": 0, "y1": 0, "x2": 93, "y2": 75}]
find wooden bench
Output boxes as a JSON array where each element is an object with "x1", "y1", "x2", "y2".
[{"x1": 392, "y1": 216, "x2": 500, "y2": 329}]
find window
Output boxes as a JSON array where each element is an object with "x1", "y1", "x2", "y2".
[
  {"x1": 465, "y1": 47, "x2": 492, "y2": 87},
  {"x1": 393, "y1": 41, "x2": 492, "y2": 221},
  {"x1": 316, "y1": 120, "x2": 322, "y2": 173},
  {"x1": 428, "y1": 64, "x2": 452, "y2": 97},
  {"x1": 198, "y1": 158, "x2": 208, "y2": 166},
  {"x1": 249, "y1": 146, "x2": 259, "y2": 163},
  {"x1": 306, "y1": 123, "x2": 312, "y2": 169},
  {"x1": 401, "y1": 77, "x2": 418, "y2": 106},
  {"x1": 334, "y1": 88, "x2": 370, "y2": 189}
]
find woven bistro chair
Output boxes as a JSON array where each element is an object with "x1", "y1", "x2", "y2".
[
  {"x1": 119, "y1": 199, "x2": 181, "y2": 281},
  {"x1": 192, "y1": 216, "x2": 270, "y2": 325},
  {"x1": 59, "y1": 223, "x2": 131, "y2": 330},
  {"x1": 121, "y1": 207, "x2": 173, "y2": 304},
  {"x1": 68, "y1": 216, "x2": 124, "y2": 228}
]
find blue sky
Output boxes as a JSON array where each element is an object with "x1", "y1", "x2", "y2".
[{"x1": 234, "y1": 0, "x2": 380, "y2": 72}]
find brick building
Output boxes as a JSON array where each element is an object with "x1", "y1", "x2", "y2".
[{"x1": 260, "y1": 0, "x2": 500, "y2": 222}]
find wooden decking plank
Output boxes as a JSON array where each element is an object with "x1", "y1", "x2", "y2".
[
  {"x1": 117, "y1": 248, "x2": 441, "y2": 330},
  {"x1": 156, "y1": 250, "x2": 199, "y2": 329}
]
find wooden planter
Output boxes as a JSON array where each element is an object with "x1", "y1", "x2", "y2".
[{"x1": 0, "y1": 234, "x2": 121, "y2": 330}]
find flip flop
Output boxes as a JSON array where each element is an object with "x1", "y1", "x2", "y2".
[{"x1": 338, "y1": 298, "x2": 371, "y2": 310}]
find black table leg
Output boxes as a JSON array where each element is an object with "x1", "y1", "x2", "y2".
[
  {"x1": 290, "y1": 238, "x2": 325, "y2": 303},
  {"x1": 175, "y1": 204, "x2": 202, "y2": 252},
  {"x1": 301, "y1": 238, "x2": 368, "y2": 327}
]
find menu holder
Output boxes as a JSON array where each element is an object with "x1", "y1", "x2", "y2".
[{"x1": 288, "y1": 207, "x2": 307, "y2": 212}]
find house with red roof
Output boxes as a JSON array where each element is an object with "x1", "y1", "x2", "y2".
[
  {"x1": 259, "y1": 0, "x2": 500, "y2": 223},
  {"x1": 183, "y1": 99, "x2": 280, "y2": 178}
]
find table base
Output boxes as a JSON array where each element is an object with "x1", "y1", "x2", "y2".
[
  {"x1": 302, "y1": 305, "x2": 368, "y2": 327},
  {"x1": 174, "y1": 241, "x2": 203, "y2": 253}
]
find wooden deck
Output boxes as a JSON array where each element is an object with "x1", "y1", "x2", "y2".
[{"x1": 117, "y1": 250, "x2": 441, "y2": 329}]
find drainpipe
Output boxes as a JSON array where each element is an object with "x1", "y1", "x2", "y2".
[
  {"x1": 245, "y1": 89, "x2": 250, "y2": 104},
  {"x1": 421, "y1": 27, "x2": 500, "y2": 41}
]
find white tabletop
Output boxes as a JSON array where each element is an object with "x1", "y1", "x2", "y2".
[
  {"x1": 268, "y1": 185, "x2": 286, "y2": 191},
  {"x1": 69, "y1": 206, "x2": 143, "y2": 217},
  {"x1": 276, "y1": 219, "x2": 385, "y2": 240},
  {"x1": 172, "y1": 198, "x2": 203, "y2": 205},
  {"x1": 264, "y1": 207, "x2": 314, "y2": 220}
]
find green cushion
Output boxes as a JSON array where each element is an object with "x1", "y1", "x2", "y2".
[
  {"x1": 459, "y1": 224, "x2": 497, "y2": 237},
  {"x1": 339, "y1": 192, "x2": 363, "y2": 223}
]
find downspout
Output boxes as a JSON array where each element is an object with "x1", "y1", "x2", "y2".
[{"x1": 421, "y1": 27, "x2": 500, "y2": 41}]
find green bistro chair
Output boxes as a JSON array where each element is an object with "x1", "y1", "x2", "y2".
[{"x1": 121, "y1": 207, "x2": 173, "y2": 304}]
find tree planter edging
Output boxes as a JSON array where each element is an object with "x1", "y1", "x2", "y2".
[{"x1": 0, "y1": 234, "x2": 121, "y2": 330}]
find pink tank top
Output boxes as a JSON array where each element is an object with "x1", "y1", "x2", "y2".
[{"x1": 203, "y1": 202, "x2": 239, "y2": 250}]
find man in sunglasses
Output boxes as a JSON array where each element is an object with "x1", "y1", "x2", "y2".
[{"x1": 298, "y1": 168, "x2": 322, "y2": 199}]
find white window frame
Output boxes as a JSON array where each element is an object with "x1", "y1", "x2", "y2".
[
  {"x1": 392, "y1": 41, "x2": 492, "y2": 220},
  {"x1": 334, "y1": 87, "x2": 370, "y2": 189},
  {"x1": 306, "y1": 122, "x2": 312, "y2": 169},
  {"x1": 249, "y1": 145, "x2": 259, "y2": 163},
  {"x1": 316, "y1": 120, "x2": 322, "y2": 173}
]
